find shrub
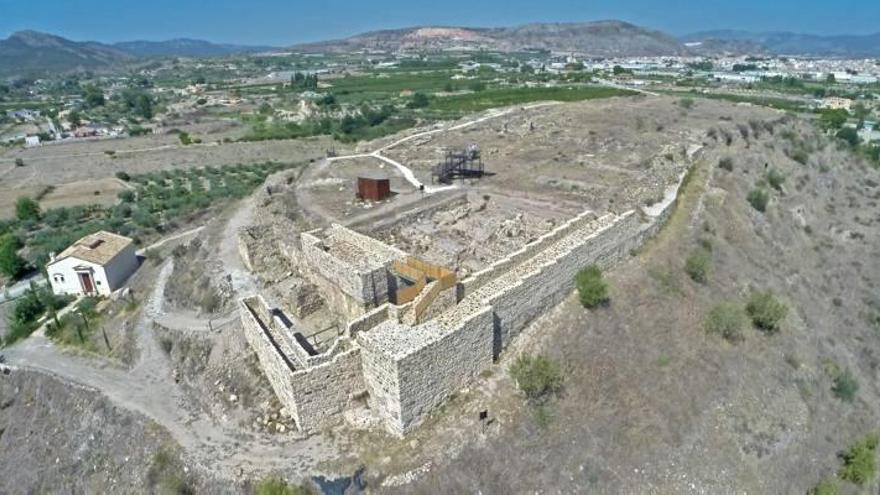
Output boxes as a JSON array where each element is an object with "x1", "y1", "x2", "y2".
[
  {"x1": 679, "y1": 98, "x2": 694, "y2": 110},
  {"x1": 832, "y1": 369, "x2": 859, "y2": 403},
  {"x1": 747, "y1": 188, "x2": 769, "y2": 212},
  {"x1": 685, "y1": 248, "x2": 711, "y2": 283},
  {"x1": 765, "y1": 167, "x2": 785, "y2": 191},
  {"x1": 706, "y1": 303, "x2": 746, "y2": 342},
  {"x1": 718, "y1": 156, "x2": 734, "y2": 171},
  {"x1": 15, "y1": 197, "x2": 41, "y2": 221},
  {"x1": 809, "y1": 478, "x2": 839, "y2": 495},
  {"x1": 255, "y1": 477, "x2": 306, "y2": 495},
  {"x1": 509, "y1": 354, "x2": 563, "y2": 403},
  {"x1": 115, "y1": 171, "x2": 131, "y2": 181},
  {"x1": 14, "y1": 158, "x2": 24, "y2": 167},
  {"x1": 118, "y1": 190, "x2": 135, "y2": 203},
  {"x1": 790, "y1": 149, "x2": 809, "y2": 165},
  {"x1": 838, "y1": 434, "x2": 879, "y2": 485},
  {"x1": 575, "y1": 265, "x2": 609, "y2": 309},
  {"x1": 745, "y1": 290, "x2": 788, "y2": 332}
]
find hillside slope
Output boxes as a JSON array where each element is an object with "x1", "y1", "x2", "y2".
[
  {"x1": 360, "y1": 100, "x2": 880, "y2": 493},
  {"x1": 683, "y1": 30, "x2": 880, "y2": 57},
  {"x1": 113, "y1": 38, "x2": 276, "y2": 57},
  {"x1": 0, "y1": 30, "x2": 131, "y2": 76},
  {"x1": 293, "y1": 20, "x2": 686, "y2": 56}
]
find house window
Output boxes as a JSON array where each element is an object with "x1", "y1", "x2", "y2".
[
  {"x1": 96, "y1": 280, "x2": 102, "y2": 285},
  {"x1": 53, "y1": 274, "x2": 65, "y2": 283}
]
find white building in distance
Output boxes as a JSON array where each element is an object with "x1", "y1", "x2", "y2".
[{"x1": 46, "y1": 231, "x2": 139, "y2": 297}]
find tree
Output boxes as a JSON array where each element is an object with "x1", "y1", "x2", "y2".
[
  {"x1": 68, "y1": 109, "x2": 81, "y2": 127},
  {"x1": 468, "y1": 81, "x2": 486, "y2": 92},
  {"x1": 82, "y1": 84, "x2": 105, "y2": 108},
  {"x1": 121, "y1": 89, "x2": 154, "y2": 119},
  {"x1": 0, "y1": 235, "x2": 27, "y2": 279},
  {"x1": 826, "y1": 73, "x2": 836, "y2": 84},
  {"x1": 407, "y1": 92, "x2": 430, "y2": 109},
  {"x1": 15, "y1": 196, "x2": 40, "y2": 221},
  {"x1": 836, "y1": 127, "x2": 859, "y2": 147},
  {"x1": 818, "y1": 109, "x2": 848, "y2": 131}
]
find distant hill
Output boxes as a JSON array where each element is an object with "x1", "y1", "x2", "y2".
[
  {"x1": 0, "y1": 30, "x2": 131, "y2": 77},
  {"x1": 681, "y1": 30, "x2": 880, "y2": 57},
  {"x1": 0, "y1": 30, "x2": 276, "y2": 78},
  {"x1": 112, "y1": 38, "x2": 276, "y2": 58},
  {"x1": 292, "y1": 20, "x2": 687, "y2": 57}
]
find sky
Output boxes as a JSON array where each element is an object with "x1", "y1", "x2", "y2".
[{"x1": 1, "y1": 0, "x2": 878, "y2": 46}]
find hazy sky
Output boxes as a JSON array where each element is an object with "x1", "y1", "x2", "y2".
[{"x1": 1, "y1": 0, "x2": 878, "y2": 45}]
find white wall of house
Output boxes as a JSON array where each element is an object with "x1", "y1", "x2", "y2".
[{"x1": 46, "y1": 244, "x2": 139, "y2": 297}]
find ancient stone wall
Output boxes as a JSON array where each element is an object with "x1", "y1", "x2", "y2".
[
  {"x1": 239, "y1": 296, "x2": 364, "y2": 433},
  {"x1": 357, "y1": 306, "x2": 493, "y2": 435},
  {"x1": 288, "y1": 342, "x2": 365, "y2": 432}
]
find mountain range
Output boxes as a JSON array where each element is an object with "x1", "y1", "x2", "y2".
[
  {"x1": 291, "y1": 21, "x2": 686, "y2": 57},
  {"x1": 0, "y1": 30, "x2": 274, "y2": 77},
  {"x1": 681, "y1": 30, "x2": 880, "y2": 57},
  {"x1": 2, "y1": 21, "x2": 880, "y2": 79}
]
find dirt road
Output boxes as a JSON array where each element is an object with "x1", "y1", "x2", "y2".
[{"x1": 5, "y1": 235, "x2": 338, "y2": 481}]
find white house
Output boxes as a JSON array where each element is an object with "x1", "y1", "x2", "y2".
[
  {"x1": 24, "y1": 135, "x2": 41, "y2": 147},
  {"x1": 46, "y1": 231, "x2": 139, "y2": 297}
]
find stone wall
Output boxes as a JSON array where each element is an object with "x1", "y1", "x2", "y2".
[
  {"x1": 239, "y1": 296, "x2": 365, "y2": 433},
  {"x1": 357, "y1": 307, "x2": 493, "y2": 436}
]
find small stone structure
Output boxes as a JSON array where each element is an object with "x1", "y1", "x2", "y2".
[{"x1": 239, "y1": 170, "x2": 688, "y2": 435}]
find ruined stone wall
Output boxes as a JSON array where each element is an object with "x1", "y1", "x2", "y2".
[
  {"x1": 357, "y1": 329, "x2": 402, "y2": 430},
  {"x1": 301, "y1": 231, "x2": 374, "y2": 304},
  {"x1": 239, "y1": 297, "x2": 364, "y2": 433},
  {"x1": 488, "y1": 211, "x2": 643, "y2": 350},
  {"x1": 239, "y1": 297, "x2": 302, "y2": 425},
  {"x1": 458, "y1": 209, "x2": 597, "y2": 299},
  {"x1": 288, "y1": 344, "x2": 365, "y2": 432},
  {"x1": 357, "y1": 307, "x2": 494, "y2": 436},
  {"x1": 394, "y1": 308, "x2": 493, "y2": 434}
]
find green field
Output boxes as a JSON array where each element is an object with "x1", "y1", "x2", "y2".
[{"x1": 425, "y1": 85, "x2": 634, "y2": 117}]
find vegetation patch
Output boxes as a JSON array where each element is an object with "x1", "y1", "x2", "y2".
[
  {"x1": 684, "y1": 248, "x2": 712, "y2": 283},
  {"x1": 705, "y1": 303, "x2": 747, "y2": 343},
  {"x1": 575, "y1": 265, "x2": 610, "y2": 309},
  {"x1": 509, "y1": 353, "x2": 564, "y2": 404},
  {"x1": 838, "y1": 434, "x2": 879, "y2": 486},
  {"x1": 831, "y1": 369, "x2": 859, "y2": 403},
  {"x1": 254, "y1": 476, "x2": 308, "y2": 495},
  {"x1": 747, "y1": 187, "x2": 770, "y2": 212},
  {"x1": 3, "y1": 284, "x2": 72, "y2": 346},
  {"x1": 0, "y1": 162, "x2": 296, "y2": 275},
  {"x1": 745, "y1": 290, "x2": 788, "y2": 333}
]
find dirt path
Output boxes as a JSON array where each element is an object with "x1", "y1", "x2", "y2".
[
  {"x1": 5, "y1": 226, "x2": 338, "y2": 481},
  {"x1": 326, "y1": 102, "x2": 564, "y2": 194}
]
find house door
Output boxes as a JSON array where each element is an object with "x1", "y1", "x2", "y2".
[{"x1": 78, "y1": 272, "x2": 95, "y2": 294}]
